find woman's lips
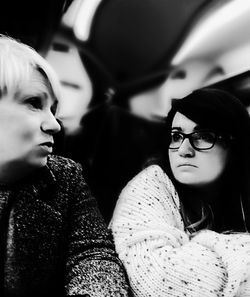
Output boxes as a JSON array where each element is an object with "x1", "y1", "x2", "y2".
[{"x1": 178, "y1": 163, "x2": 197, "y2": 167}]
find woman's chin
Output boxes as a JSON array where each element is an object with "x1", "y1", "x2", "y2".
[{"x1": 175, "y1": 176, "x2": 207, "y2": 188}]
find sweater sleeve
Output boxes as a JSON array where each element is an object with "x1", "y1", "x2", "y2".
[
  {"x1": 110, "y1": 165, "x2": 250, "y2": 297},
  {"x1": 61, "y1": 160, "x2": 131, "y2": 296}
]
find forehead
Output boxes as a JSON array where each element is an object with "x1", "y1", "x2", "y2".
[
  {"x1": 16, "y1": 69, "x2": 51, "y2": 96},
  {"x1": 172, "y1": 112, "x2": 198, "y2": 130}
]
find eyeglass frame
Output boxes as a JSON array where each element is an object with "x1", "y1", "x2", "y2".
[{"x1": 169, "y1": 130, "x2": 232, "y2": 151}]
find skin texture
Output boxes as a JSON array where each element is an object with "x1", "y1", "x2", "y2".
[
  {"x1": 0, "y1": 69, "x2": 61, "y2": 183},
  {"x1": 168, "y1": 112, "x2": 229, "y2": 187}
]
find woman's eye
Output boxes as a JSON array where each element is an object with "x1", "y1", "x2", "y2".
[
  {"x1": 195, "y1": 132, "x2": 215, "y2": 143},
  {"x1": 25, "y1": 97, "x2": 43, "y2": 110},
  {"x1": 171, "y1": 132, "x2": 182, "y2": 142}
]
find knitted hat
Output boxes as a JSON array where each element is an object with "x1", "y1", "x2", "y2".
[{"x1": 81, "y1": 0, "x2": 213, "y2": 96}]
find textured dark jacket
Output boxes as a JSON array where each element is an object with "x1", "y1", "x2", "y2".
[{"x1": 0, "y1": 155, "x2": 130, "y2": 297}]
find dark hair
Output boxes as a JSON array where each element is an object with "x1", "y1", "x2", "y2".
[{"x1": 160, "y1": 87, "x2": 250, "y2": 232}]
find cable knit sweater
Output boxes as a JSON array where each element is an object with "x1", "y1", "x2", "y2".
[{"x1": 110, "y1": 165, "x2": 250, "y2": 297}]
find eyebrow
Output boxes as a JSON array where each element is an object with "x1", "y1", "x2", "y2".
[
  {"x1": 15, "y1": 87, "x2": 48, "y2": 98},
  {"x1": 171, "y1": 127, "x2": 182, "y2": 131}
]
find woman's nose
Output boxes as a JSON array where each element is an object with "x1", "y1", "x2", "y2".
[
  {"x1": 178, "y1": 138, "x2": 195, "y2": 157},
  {"x1": 41, "y1": 113, "x2": 61, "y2": 134}
]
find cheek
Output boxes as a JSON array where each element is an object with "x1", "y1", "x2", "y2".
[
  {"x1": 22, "y1": 128, "x2": 37, "y2": 141},
  {"x1": 168, "y1": 148, "x2": 229, "y2": 185},
  {"x1": 200, "y1": 150, "x2": 229, "y2": 181},
  {"x1": 213, "y1": 156, "x2": 227, "y2": 173},
  {"x1": 15, "y1": 121, "x2": 36, "y2": 136},
  {"x1": 6, "y1": 118, "x2": 39, "y2": 144},
  {"x1": 168, "y1": 151, "x2": 177, "y2": 171}
]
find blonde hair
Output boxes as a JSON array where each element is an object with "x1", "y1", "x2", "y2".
[{"x1": 0, "y1": 34, "x2": 61, "y2": 101}]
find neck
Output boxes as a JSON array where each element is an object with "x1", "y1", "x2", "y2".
[
  {"x1": 191, "y1": 182, "x2": 221, "y2": 205},
  {"x1": 180, "y1": 180, "x2": 221, "y2": 202},
  {"x1": 178, "y1": 181, "x2": 222, "y2": 226},
  {"x1": 0, "y1": 161, "x2": 33, "y2": 185}
]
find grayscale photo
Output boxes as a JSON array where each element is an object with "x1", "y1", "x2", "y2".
[{"x1": 1, "y1": 0, "x2": 250, "y2": 296}]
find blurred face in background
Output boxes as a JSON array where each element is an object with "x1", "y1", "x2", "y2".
[
  {"x1": 0, "y1": 69, "x2": 61, "y2": 180},
  {"x1": 46, "y1": 44, "x2": 93, "y2": 135},
  {"x1": 168, "y1": 112, "x2": 230, "y2": 187}
]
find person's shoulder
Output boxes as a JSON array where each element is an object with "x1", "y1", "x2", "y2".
[
  {"x1": 47, "y1": 154, "x2": 80, "y2": 168},
  {"x1": 123, "y1": 164, "x2": 170, "y2": 193},
  {"x1": 127, "y1": 164, "x2": 178, "y2": 201},
  {"x1": 143, "y1": 164, "x2": 165, "y2": 175},
  {"x1": 47, "y1": 155, "x2": 82, "y2": 177},
  {"x1": 135, "y1": 164, "x2": 169, "y2": 182}
]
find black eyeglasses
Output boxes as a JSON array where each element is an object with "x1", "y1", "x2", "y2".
[{"x1": 169, "y1": 130, "x2": 220, "y2": 150}]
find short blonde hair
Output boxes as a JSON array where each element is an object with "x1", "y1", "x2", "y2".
[{"x1": 0, "y1": 34, "x2": 61, "y2": 101}]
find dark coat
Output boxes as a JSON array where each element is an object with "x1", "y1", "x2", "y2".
[{"x1": 0, "y1": 155, "x2": 130, "y2": 297}]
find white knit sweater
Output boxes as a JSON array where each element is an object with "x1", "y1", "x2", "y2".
[{"x1": 110, "y1": 165, "x2": 250, "y2": 297}]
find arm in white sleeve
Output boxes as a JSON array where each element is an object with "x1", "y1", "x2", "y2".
[{"x1": 110, "y1": 165, "x2": 250, "y2": 297}]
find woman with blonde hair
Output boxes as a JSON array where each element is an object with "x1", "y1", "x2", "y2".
[{"x1": 0, "y1": 35, "x2": 130, "y2": 297}]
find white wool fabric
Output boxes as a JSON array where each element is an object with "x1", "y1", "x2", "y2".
[{"x1": 110, "y1": 165, "x2": 250, "y2": 297}]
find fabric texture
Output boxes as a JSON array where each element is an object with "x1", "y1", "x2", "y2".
[
  {"x1": 0, "y1": 155, "x2": 130, "y2": 297},
  {"x1": 110, "y1": 165, "x2": 250, "y2": 297}
]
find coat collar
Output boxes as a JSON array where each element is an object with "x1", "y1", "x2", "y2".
[
  {"x1": 0, "y1": 156, "x2": 59, "y2": 205},
  {"x1": 17, "y1": 161, "x2": 57, "y2": 203},
  {"x1": 0, "y1": 159, "x2": 57, "y2": 205}
]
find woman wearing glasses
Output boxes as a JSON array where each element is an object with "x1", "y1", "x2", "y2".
[{"x1": 110, "y1": 88, "x2": 250, "y2": 296}]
